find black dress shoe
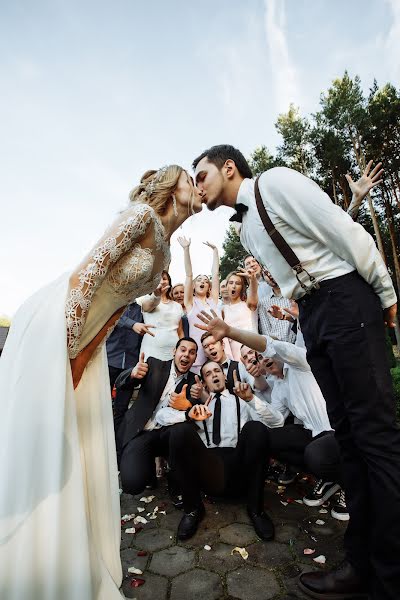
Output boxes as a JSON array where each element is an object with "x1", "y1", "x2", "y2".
[
  {"x1": 177, "y1": 503, "x2": 205, "y2": 540},
  {"x1": 247, "y1": 508, "x2": 275, "y2": 541},
  {"x1": 298, "y1": 559, "x2": 369, "y2": 599}
]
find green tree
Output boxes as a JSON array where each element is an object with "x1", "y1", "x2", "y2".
[
  {"x1": 220, "y1": 225, "x2": 248, "y2": 280},
  {"x1": 248, "y1": 145, "x2": 282, "y2": 176},
  {"x1": 275, "y1": 104, "x2": 313, "y2": 175}
]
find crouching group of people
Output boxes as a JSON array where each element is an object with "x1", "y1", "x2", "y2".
[{"x1": 114, "y1": 327, "x2": 345, "y2": 542}]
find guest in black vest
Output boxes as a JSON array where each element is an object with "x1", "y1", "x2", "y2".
[
  {"x1": 157, "y1": 361, "x2": 283, "y2": 541},
  {"x1": 116, "y1": 337, "x2": 201, "y2": 494}
]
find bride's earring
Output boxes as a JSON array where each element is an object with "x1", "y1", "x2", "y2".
[{"x1": 172, "y1": 194, "x2": 178, "y2": 217}]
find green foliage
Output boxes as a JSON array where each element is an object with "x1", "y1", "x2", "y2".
[
  {"x1": 391, "y1": 366, "x2": 400, "y2": 420},
  {"x1": 219, "y1": 225, "x2": 248, "y2": 280}
]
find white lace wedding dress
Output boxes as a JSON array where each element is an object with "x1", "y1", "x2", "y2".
[{"x1": 0, "y1": 203, "x2": 170, "y2": 600}]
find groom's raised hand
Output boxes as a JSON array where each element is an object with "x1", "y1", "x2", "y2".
[{"x1": 131, "y1": 352, "x2": 148, "y2": 379}]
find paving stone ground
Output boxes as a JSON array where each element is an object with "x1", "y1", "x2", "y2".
[{"x1": 119, "y1": 476, "x2": 346, "y2": 599}]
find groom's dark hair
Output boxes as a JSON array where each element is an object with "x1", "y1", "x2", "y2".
[{"x1": 193, "y1": 145, "x2": 253, "y2": 179}]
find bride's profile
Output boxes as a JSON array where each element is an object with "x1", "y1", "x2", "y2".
[{"x1": 0, "y1": 165, "x2": 203, "y2": 599}]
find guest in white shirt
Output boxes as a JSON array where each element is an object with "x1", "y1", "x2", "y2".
[{"x1": 158, "y1": 361, "x2": 282, "y2": 542}]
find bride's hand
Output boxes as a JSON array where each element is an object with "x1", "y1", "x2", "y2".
[{"x1": 177, "y1": 236, "x2": 191, "y2": 249}]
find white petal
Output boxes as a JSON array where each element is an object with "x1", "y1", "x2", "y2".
[
  {"x1": 313, "y1": 555, "x2": 326, "y2": 564},
  {"x1": 137, "y1": 507, "x2": 145, "y2": 513},
  {"x1": 316, "y1": 519, "x2": 325, "y2": 525},
  {"x1": 139, "y1": 495, "x2": 155, "y2": 503},
  {"x1": 319, "y1": 509, "x2": 328, "y2": 514},
  {"x1": 125, "y1": 527, "x2": 136, "y2": 534},
  {"x1": 303, "y1": 548, "x2": 315, "y2": 555},
  {"x1": 134, "y1": 516, "x2": 148, "y2": 525},
  {"x1": 128, "y1": 567, "x2": 143, "y2": 575},
  {"x1": 231, "y1": 547, "x2": 249, "y2": 560},
  {"x1": 280, "y1": 501, "x2": 288, "y2": 506},
  {"x1": 204, "y1": 545, "x2": 212, "y2": 551}
]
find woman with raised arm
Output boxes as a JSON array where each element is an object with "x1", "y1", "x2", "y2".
[
  {"x1": 177, "y1": 236, "x2": 224, "y2": 372},
  {"x1": 222, "y1": 269, "x2": 258, "y2": 360},
  {"x1": 0, "y1": 166, "x2": 203, "y2": 600}
]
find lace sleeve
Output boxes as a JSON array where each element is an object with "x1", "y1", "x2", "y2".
[{"x1": 65, "y1": 203, "x2": 154, "y2": 358}]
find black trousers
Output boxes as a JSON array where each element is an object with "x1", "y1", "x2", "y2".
[
  {"x1": 119, "y1": 427, "x2": 174, "y2": 494},
  {"x1": 108, "y1": 365, "x2": 123, "y2": 391},
  {"x1": 266, "y1": 425, "x2": 342, "y2": 484},
  {"x1": 299, "y1": 271, "x2": 400, "y2": 600},
  {"x1": 168, "y1": 420, "x2": 269, "y2": 513}
]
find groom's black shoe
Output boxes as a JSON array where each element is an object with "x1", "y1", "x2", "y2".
[
  {"x1": 247, "y1": 508, "x2": 275, "y2": 541},
  {"x1": 177, "y1": 503, "x2": 205, "y2": 540},
  {"x1": 298, "y1": 559, "x2": 369, "y2": 599}
]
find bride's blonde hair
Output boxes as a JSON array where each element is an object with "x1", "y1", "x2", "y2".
[{"x1": 129, "y1": 165, "x2": 184, "y2": 216}]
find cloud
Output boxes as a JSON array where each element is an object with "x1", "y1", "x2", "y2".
[
  {"x1": 263, "y1": 0, "x2": 300, "y2": 111},
  {"x1": 384, "y1": 0, "x2": 400, "y2": 82}
]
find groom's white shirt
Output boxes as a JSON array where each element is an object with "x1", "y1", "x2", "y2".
[{"x1": 238, "y1": 167, "x2": 397, "y2": 309}]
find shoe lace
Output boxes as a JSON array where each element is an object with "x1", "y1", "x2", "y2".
[
  {"x1": 338, "y1": 488, "x2": 346, "y2": 506},
  {"x1": 312, "y1": 478, "x2": 323, "y2": 494}
]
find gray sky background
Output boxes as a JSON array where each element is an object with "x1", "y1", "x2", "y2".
[{"x1": 1, "y1": 0, "x2": 399, "y2": 316}]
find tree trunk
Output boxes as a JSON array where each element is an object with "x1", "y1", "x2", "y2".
[
  {"x1": 332, "y1": 171, "x2": 339, "y2": 205},
  {"x1": 383, "y1": 189, "x2": 400, "y2": 350},
  {"x1": 389, "y1": 173, "x2": 400, "y2": 211},
  {"x1": 355, "y1": 142, "x2": 387, "y2": 263}
]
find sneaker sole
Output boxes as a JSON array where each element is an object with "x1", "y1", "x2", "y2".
[
  {"x1": 331, "y1": 508, "x2": 350, "y2": 521},
  {"x1": 303, "y1": 484, "x2": 341, "y2": 507},
  {"x1": 297, "y1": 577, "x2": 369, "y2": 599}
]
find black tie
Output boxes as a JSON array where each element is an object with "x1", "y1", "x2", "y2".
[
  {"x1": 212, "y1": 392, "x2": 222, "y2": 446},
  {"x1": 229, "y1": 203, "x2": 248, "y2": 223}
]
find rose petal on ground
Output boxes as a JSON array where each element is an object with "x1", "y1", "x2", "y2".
[
  {"x1": 303, "y1": 548, "x2": 315, "y2": 555},
  {"x1": 125, "y1": 527, "x2": 136, "y2": 534},
  {"x1": 319, "y1": 509, "x2": 328, "y2": 514},
  {"x1": 280, "y1": 501, "x2": 288, "y2": 506},
  {"x1": 136, "y1": 507, "x2": 145, "y2": 513},
  {"x1": 128, "y1": 567, "x2": 143, "y2": 575},
  {"x1": 295, "y1": 499, "x2": 304, "y2": 504},
  {"x1": 139, "y1": 496, "x2": 155, "y2": 503},
  {"x1": 313, "y1": 555, "x2": 326, "y2": 564},
  {"x1": 316, "y1": 519, "x2": 325, "y2": 525},
  {"x1": 137, "y1": 551, "x2": 148, "y2": 557},
  {"x1": 204, "y1": 545, "x2": 212, "y2": 551},
  {"x1": 310, "y1": 535, "x2": 318, "y2": 542},
  {"x1": 159, "y1": 511, "x2": 166, "y2": 515},
  {"x1": 286, "y1": 497, "x2": 295, "y2": 504},
  {"x1": 231, "y1": 547, "x2": 249, "y2": 560},
  {"x1": 130, "y1": 577, "x2": 145, "y2": 588}
]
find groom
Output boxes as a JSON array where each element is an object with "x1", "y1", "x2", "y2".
[{"x1": 193, "y1": 145, "x2": 399, "y2": 600}]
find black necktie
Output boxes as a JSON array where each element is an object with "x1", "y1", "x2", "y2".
[
  {"x1": 212, "y1": 392, "x2": 222, "y2": 446},
  {"x1": 229, "y1": 203, "x2": 248, "y2": 223}
]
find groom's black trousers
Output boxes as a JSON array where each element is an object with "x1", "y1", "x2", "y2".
[{"x1": 299, "y1": 271, "x2": 400, "y2": 600}]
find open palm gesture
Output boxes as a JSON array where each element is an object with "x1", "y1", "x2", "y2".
[{"x1": 345, "y1": 160, "x2": 383, "y2": 203}]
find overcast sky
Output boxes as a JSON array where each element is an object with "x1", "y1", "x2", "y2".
[{"x1": 1, "y1": 0, "x2": 399, "y2": 316}]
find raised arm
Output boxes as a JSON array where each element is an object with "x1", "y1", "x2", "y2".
[
  {"x1": 195, "y1": 309, "x2": 267, "y2": 352},
  {"x1": 345, "y1": 160, "x2": 383, "y2": 221},
  {"x1": 237, "y1": 268, "x2": 258, "y2": 311},
  {"x1": 177, "y1": 236, "x2": 194, "y2": 312},
  {"x1": 66, "y1": 203, "x2": 154, "y2": 359},
  {"x1": 203, "y1": 241, "x2": 220, "y2": 304}
]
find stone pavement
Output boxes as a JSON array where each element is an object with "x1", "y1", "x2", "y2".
[{"x1": 119, "y1": 477, "x2": 346, "y2": 600}]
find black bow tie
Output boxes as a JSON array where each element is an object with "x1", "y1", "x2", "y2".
[{"x1": 229, "y1": 203, "x2": 248, "y2": 223}]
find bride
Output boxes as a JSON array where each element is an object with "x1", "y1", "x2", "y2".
[{"x1": 0, "y1": 166, "x2": 203, "y2": 599}]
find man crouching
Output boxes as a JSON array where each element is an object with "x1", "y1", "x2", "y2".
[{"x1": 156, "y1": 360, "x2": 283, "y2": 541}]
